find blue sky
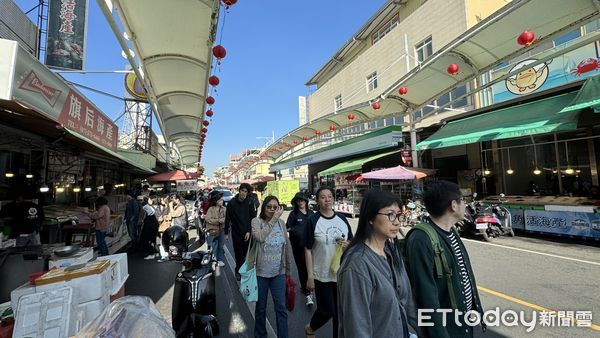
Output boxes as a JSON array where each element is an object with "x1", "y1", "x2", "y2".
[{"x1": 15, "y1": 0, "x2": 386, "y2": 176}]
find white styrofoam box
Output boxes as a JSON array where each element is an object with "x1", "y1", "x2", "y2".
[
  {"x1": 10, "y1": 282, "x2": 36, "y2": 314},
  {"x1": 96, "y1": 253, "x2": 129, "y2": 295},
  {"x1": 544, "y1": 204, "x2": 597, "y2": 213},
  {"x1": 75, "y1": 292, "x2": 109, "y2": 333},
  {"x1": 36, "y1": 266, "x2": 110, "y2": 304},
  {"x1": 49, "y1": 247, "x2": 94, "y2": 269},
  {"x1": 13, "y1": 286, "x2": 78, "y2": 338}
]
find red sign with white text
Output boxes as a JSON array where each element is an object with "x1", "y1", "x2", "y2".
[{"x1": 58, "y1": 89, "x2": 118, "y2": 149}]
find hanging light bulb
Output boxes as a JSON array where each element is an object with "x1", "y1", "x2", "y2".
[
  {"x1": 85, "y1": 187, "x2": 92, "y2": 192},
  {"x1": 506, "y1": 169, "x2": 514, "y2": 175},
  {"x1": 506, "y1": 148, "x2": 514, "y2": 175},
  {"x1": 26, "y1": 174, "x2": 34, "y2": 179},
  {"x1": 565, "y1": 168, "x2": 575, "y2": 175},
  {"x1": 484, "y1": 169, "x2": 491, "y2": 176},
  {"x1": 533, "y1": 168, "x2": 542, "y2": 175},
  {"x1": 563, "y1": 141, "x2": 574, "y2": 175},
  {"x1": 40, "y1": 185, "x2": 50, "y2": 193},
  {"x1": 4, "y1": 172, "x2": 14, "y2": 178},
  {"x1": 73, "y1": 187, "x2": 81, "y2": 193},
  {"x1": 56, "y1": 187, "x2": 65, "y2": 193}
]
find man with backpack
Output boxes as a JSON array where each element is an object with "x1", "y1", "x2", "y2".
[{"x1": 405, "y1": 180, "x2": 485, "y2": 338}]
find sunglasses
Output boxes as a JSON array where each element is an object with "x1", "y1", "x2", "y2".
[
  {"x1": 377, "y1": 212, "x2": 403, "y2": 222},
  {"x1": 266, "y1": 205, "x2": 280, "y2": 210}
]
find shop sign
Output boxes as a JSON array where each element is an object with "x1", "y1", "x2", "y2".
[
  {"x1": 176, "y1": 179, "x2": 199, "y2": 192},
  {"x1": 58, "y1": 89, "x2": 118, "y2": 149},
  {"x1": 45, "y1": 0, "x2": 88, "y2": 70},
  {"x1": 335, "y1": 202, "x2": 355, "y2": 215},
  {"x1": 524, "y1": 210, "x2": 600, "y2": 239},
  {"x1": 401, "y1": 150, "x2": 412, "y2": 166}
]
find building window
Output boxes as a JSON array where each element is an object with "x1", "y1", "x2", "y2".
[
  {"x1": 415, "y1": 36, "x2": 433, "y2": 63},
  {"x1": 553, "y1": 29, "x2": 581, "y2": 46},
  {"x1": 366, "y1": 72, "x2": 378, "y2": 92},
  {"x1": 372, "y1": 15, "x2": 399, "y2": 44},
  {"x1": 584, "y1": 19, "x2": 600, "y2": 34},
  {"x1": 334, "y1": 95, "x2": 342, "y2": 110}
]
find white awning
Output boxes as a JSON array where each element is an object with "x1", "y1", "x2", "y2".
[{"x1": 99, "y1": 0, "x2": 220, "y2": 167}]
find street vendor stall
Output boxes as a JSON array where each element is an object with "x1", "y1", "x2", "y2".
[
  {"x1": 361, "y1": 165, "x2": 436, "y2": 202},
  {"x1": 332, "y1": 173, "x2": 368, "y2": 217}
]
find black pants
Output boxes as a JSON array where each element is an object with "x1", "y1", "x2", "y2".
[
  {"x1": 310, "y1": 280, "x2": 338, "y2": 338},
  {"x1": 289, "y1": 230, "x2": 309, "y2": 295},
  {"x1": 232, "y1": 233, "x2": 249, "y2": 274},
  {"x1": 139, "y1": 216, "x2": 159, "y2": 256}
]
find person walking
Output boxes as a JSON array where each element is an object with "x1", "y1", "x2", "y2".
[
  {"x1": 124, "y1": 193, "x2": 140, "y2": 245},
  {"x1": 205, "y1": 190, "x2": 227, "y2": 267},
  {"x1": 88, "y1": 196, "x2": 111, "y2": 256},
  {"x1": 337, "y1": 190, "x2": 419, "y2": 338},
  {"x1": 405, "y1": 180, "x2": 486, "y2": 337},
  {"x1": 140, "y1": 196, "x2": 160, "y2": 260},
  {"x1": 303, "y1": 186, "x2": 353, "y2": 338},
  {"x1": 286, "y1": 192, "x2": 314, "y2": 307},
  {"x1": 251, "y1": 196, "x2": 291, "y2": 338},
  {"x1": 225, "y1": 183, "x2": 257, "y2": 280}
]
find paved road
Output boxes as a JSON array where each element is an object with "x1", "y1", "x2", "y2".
[{"x1": 125, "y1": 210, "x2": 600, "y2": 337}]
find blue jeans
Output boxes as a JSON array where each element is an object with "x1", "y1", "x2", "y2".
[
  {"x1": 255, "y1": 274, "x2": 288, "y2": 338},
  {"x1": 95, "y1": 230, "x2": 109, "y2": 256},
  {"x1": 207, "y1": 230, "x2": 225, "y2": 262}
]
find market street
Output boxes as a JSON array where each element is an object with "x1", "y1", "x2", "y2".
[{"x1": 124, "y1": 211, "x2": 600, "y2": 337}]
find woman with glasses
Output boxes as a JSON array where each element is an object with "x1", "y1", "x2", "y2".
[
  {"x1": 303, "y1": 186, "x2": 353, "y2": 338},
  {"x1": 337, "y1": 190, "x2": 419, "y2": 338},
  {"x1": 251, "y1": 195, "x2": 292, "y2": 338}
]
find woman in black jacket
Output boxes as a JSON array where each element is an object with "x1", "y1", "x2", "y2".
[{"x1": 286, "y1": 192, "x2": 314, "y2": 307}]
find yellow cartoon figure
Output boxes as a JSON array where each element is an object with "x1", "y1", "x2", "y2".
[{"x1": 505, "y1": 59, "x2": 551, "y2": 95}]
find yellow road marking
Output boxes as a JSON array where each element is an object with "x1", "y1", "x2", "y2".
[{"x1": 477, "y1": 286, "x2": 600, "y2": 331}]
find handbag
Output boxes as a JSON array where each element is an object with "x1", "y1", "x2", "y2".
[
  {"x1": 330, "y1": 242, "x2": 345, "y2": 274},
  {"x1": 239, "y1": 237, "x2": 258, "y2": 302},
  {"x1": 285, "y1": 275, "x2": 297, "y2": 312}
]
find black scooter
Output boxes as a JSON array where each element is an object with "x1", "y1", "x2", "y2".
[{"x1": 170, "y1": 246, "x2": 220, "y2": 337}]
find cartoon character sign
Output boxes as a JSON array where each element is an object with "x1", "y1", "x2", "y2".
[
  {"x1": 570, "y1": 58, "x2": 600, "y2": 76},
  {"x1": 506, "y1": 59, "x2": 552, "y2": 95}
]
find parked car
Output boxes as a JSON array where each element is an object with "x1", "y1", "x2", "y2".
[{"x1": 216, "y1": 189, "x2": 234, "y2": 206}]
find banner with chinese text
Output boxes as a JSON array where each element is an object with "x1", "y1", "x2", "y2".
[{"x1": 45, "y1": 0, "x2": 88, "y2": 70}]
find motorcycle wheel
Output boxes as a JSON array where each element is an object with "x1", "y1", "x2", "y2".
[
  {"x1": 480, "y1": 229, "x2": 492, "y2": 242},
  {"x1": 508, "y1": 229, "x2": 515, "y2": 237}
]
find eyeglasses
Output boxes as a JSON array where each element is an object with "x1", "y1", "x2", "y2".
[
  {"x1": 266, "y1": 205, "x2": 279, "y2": 210},
  {"x1": 377, "y1": 212, "x2": 403, "y2": 222}
]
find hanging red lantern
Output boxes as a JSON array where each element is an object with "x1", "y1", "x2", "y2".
[
  {"x1": 372, "y1": 102, "x2": 380, "y2": 110},
  {"x1": 302, "y1": 136, "x2": 308, "y2": 142},
  {"x1": 212, "y1": 45, "x2": 227, "y2": 60},
  {"x1": 517, "y1": 31, "x2": 536, "y2": 46},
  {"x1": 315, "y1": 130, "x2": 321, "y2": 135},
  {"x1": 399, "y1": 87, "x2": 408, "y2": 95},
  {"x1": 329, "y1": 124, "x2": 336, "y2": 132},
  {"x1": 206, "y1": 109, "x2": 214, "y2": 117},
  {"x1": 222, "y1": 0, "x2": 237, "y2": 8},
  {"x1": 347, "y1": 113, "x2": 355, "y2": 120},
  {"x1": 202, "y1": 127, "x2": 207, "y2": 133},
  {"x1": 208, "y1": 75, "x2": 220, "y2": 86},
  {"x1": 447, "y1": 63, "x2": 459, "y2": 75},
  {"x1": 203, "y1": 120, "x2": 210, "y2": 127},
  {"x1": 279, "y1": 145, "x2": 283, "y2": 149},
  {"x1": 205, "y1": 96, "x2": 215, "y2": 105},
  {"x1": 293, "y1": 140, "x2": 299, "y2": 145}
]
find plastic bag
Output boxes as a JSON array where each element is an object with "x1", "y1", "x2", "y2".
[
  {"x1": 330, "y1": 242, "x2": 344, "y2": 275},
  {"x1": 239, "y1": 238, "x2": 258, "y2": 302},
  {"x1": 285, "y1": 275, "x2": 296, "y2": 312},
  {"x1": 75, "y1": 296, "x2": 175, "y2": 338}
]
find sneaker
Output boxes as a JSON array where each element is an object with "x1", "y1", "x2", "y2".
[
  {"x1": 144, "y1": 254, "x2": 156, "y2": 260},
  {"x1": 306, "y1": 294, "x2": 314, "y2": 307}
]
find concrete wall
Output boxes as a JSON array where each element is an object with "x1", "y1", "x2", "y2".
[
  {"x1": 308, "y1": 0, "x2": 470, "y2": 121},
  {"x1": 464, "y1": 0, "x2": 510, "y2": 28}
]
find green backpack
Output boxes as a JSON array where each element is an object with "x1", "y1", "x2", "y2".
[{"x1": 396, "y1": 223, "x2": 458, "y2": 310}]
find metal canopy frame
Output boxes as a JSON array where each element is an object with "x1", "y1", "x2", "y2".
[{"x1": 98, "y1": 0, "x2": 220, "y2": 167}]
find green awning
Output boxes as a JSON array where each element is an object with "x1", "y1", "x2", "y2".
[
  {"x1": 560, "y1": 75, "x2": 600, "y2": 113},
  {"x1": 416, "y1": 92, "x2": 580, "y2": 150},
  {"x1": 318, "y1": 151, "x2": 398, "y2": 176}
]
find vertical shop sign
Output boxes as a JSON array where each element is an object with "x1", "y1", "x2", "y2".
[{"x1": 45, "y1": 0, "x2": 88, "y2": 70}]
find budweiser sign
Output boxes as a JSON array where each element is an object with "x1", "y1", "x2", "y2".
[{"x1": 18, "y1": 70, "x2": 62, "y2": 107}]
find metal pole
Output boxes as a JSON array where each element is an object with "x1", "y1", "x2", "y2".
[
  {"x1": 553, "y1": 134, "x2": 563, "y2": 194},
  {"x1": 409, "y1": 112, "x2": 419, "y2": 168},
  {"x1": 586, "y1": 128, "x2": 599, "y2": 185}
]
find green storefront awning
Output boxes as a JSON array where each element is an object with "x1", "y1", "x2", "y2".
[
  {"x1": 416, "y1": 91, "x2": 580, "y2": 150},
  {"x1": 560, "y1": 75, "x2": 600, "y2": 113},
  {"x1": 318, "y1": 151, "x2": 398, "y2": 176}
]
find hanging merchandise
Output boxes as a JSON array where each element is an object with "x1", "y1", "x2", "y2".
[{"x1": 447, "y1": 63, "x2": 459, "y2": 75}]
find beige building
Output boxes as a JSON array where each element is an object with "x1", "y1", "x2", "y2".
[{"x1": 306, "y1": 0, "x2": 507, "y2": 122}]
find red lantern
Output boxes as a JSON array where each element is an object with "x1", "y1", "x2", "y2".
[
  {"x1": 315, "y1": 130, "x2": 321, "y2": 135},
  {"x1": 302, "y1": 136, "x2": 308, "y2": 142},
  {"x1": 293, "y1": 140, "x2": 299, "y2": 145},
  {"x1": 517, "y1": 31, "x2": 535, "y2": 46},
  {"x1": 399, "y1": 87, "x2": 408, "y2": 95},
  {"x1": 222, "y1": 0, "x2": 237, "y2": 8},
  {"x1": 205, "y1": 96, "x2": 215, "y2": 105},
  {"x1": 279, "y1": 145, "x2": 283, "y2": 149},
  {"x1": 206, "y1": 109, "x2": 214, "y2": 117},
  {"x1": 347, "y1": 113, "x2": 355, "y2": 120},
  {"x1": 202, "y1": 127, "x2": 207, "y2": 133},
  {"x1": 372, "y1": 102, "x2": 380, "y2": 110},
  {"x1": 203, "y1": 120, "x2": 209, "y2": 127},
  {"x1": 212, "y1": 45, "x2": 227, "y2": 60},
  {"x1": 329, "y1": 124, "x2": 336, "y2": 132},
  {"x1": 447, "y1": 63, "x2": 459, "y2": 75},
  {"x1": 208, "y1": 75, "x2": 220, "y2": 86}
]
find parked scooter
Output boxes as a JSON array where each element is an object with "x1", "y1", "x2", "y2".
[
  {"x1": 162, "y1": 226, "x2": 220, "y2": 338},
  {"x1": 458, "y1": 193, "x2": 514, "y2": 242},
  {"x1": 403, "y1": 199, "x2": 429, "y2": 226}
]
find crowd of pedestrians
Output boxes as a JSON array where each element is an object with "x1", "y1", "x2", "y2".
[{"x1": 125, "y1": 179, "x2": 484, "y2": 338}]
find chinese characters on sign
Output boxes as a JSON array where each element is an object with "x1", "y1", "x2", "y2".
[
  {"x1": 46, "y1": 0, "x2": 88, "y2": 70},
  {"x1": 58, "y1": 90, "x2": 118, "y2": 150}
]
